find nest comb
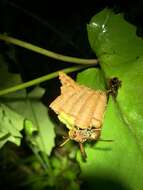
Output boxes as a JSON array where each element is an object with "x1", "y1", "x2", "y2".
[{"x1": 50, "y1": 72, "x2": 107, "y2": 129}]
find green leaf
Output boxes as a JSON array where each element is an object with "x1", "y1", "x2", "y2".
[
  {"x1": 87, "y1": 8, "x2": 143, "y2": 151},
  {"x1": 76, "y1": 68, "x2": 106, "y2": 90},
  {"x1": 0, "y1": 55, "x2": 55, "y2": 155},
  {"x1": 24, "y1": 87, "x2": 56, "y2": 156},
  {"x1": 0, "y1": 55, "x2": 25, "y2": 147},
  {"x1": 76, "y1": 9, "x2": 143, "y2": 190},
  {"x1": 0, "y1": 103, "x2": 24, "y2": 147}
]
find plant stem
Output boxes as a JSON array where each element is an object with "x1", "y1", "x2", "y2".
[
  {"x1": 0, "y1": 65, "x2": 89, "y2": 96},
  {"x1": 28, "y1": 144, "x2": 49, "y2": 172},
  {"x1": 27, "y1": 99, "x2": 53, "y2": 172},
  {"x1": 0, "y1": 34, "x2": 98, "y2": 65}
]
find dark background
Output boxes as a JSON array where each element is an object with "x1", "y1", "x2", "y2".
[{"x1": 0, "y1": 0, "x2": 143, "y2": 83}]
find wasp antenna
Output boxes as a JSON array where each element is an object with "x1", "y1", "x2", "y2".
[
  {"x1": 95, "y1": 128, "x2": 101, "y2": 131},
  {"x1": 98, "y1": 139, "x2": 114, "y2": 142},
  {"x1": 79, "y1": 143, "x2": 87, "y2": 161},
  {"x1": 62, "y1": 136, "x2": 69, "y2": 139},
  {"x1": 59, "y1": 138, "x2": 70, "y2": 147},
  {"x1": 106, "y1": 89, "x2": 112, "y2": 94}
]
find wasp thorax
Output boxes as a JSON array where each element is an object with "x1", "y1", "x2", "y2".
[{"x1": 68, "y1": 128, "x2": 101, "y2": 143}]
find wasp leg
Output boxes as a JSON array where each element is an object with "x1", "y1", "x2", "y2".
[
  {"x1": 59, "y1": 138, "x2": 70, "y2": 147},
  {"x1": 98, "y1": 139, "x2": 113, "y2": 142},
  {"x1": 79, "y1": 143, "x2": 87, "y2": 161}
]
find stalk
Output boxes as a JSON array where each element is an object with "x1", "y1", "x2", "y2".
[
  {"x1": 0, "y1": 34, "x2": 98, "y2": 65},
  {"x1": 0, "y1": 65, "x2": 89, "y2": 96}
]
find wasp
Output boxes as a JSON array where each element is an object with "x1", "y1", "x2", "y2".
[{"x1": 50, "y1": 72, "x2": 109, "y2": 159}]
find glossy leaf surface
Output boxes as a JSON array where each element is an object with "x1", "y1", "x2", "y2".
[{"x1": 77, "y1": 9, "x2": 143, "y2": 190}]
